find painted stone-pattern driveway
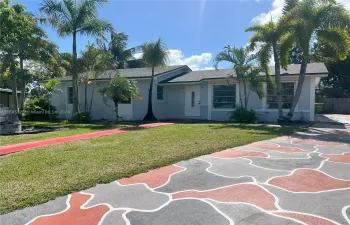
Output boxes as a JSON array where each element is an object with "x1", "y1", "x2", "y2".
[{"x1": 1, "y1": 123, "x2": 350, "y2": 225}]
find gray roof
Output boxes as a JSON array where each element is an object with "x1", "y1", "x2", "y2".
[
  {"x1": 60, "y1": 65, "x2": 186, "y2": 81},
  {"x1": 269, "y1": 63, "x2": 328, "y2": 75},
  {"x1": 161, "y1": 69, "x2": 234, "y2": 83},
  {"x1": 162, "y1": 63, "x2": 328, "y2": 83}
]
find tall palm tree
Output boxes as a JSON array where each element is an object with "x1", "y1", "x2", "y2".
[
  {"x1": 245, "y1": 21, "x2": 285, "y2": 120},
  {"x1": 109, "y1": 32, "x2": 146, "y2": 69},
  {"x1": 213, "y1": 45, "x2": 264, "y2": 109},
  {"x1": 40, "y1": 0, "x2": 113, "y2": 119},
  {"x1": 141, "y1": 38, "x2": 169, "y2": 121},
  {"x1": 279, "y1": 0, "x2": 350, "y2": 120}
]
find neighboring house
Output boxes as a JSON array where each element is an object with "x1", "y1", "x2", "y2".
[
  {"x1": 51, "y1": 63, "x2": 328, "y2": 122},
  {"x1": 0, "y1": 88, "x2": 21, "y2": 108}
]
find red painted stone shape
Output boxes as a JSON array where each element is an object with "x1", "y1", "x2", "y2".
[
  {"x1": 322, "y1": 152, "x2": 350, "y2": 163},
  {"x1": 292, "y1": 139, "x2": 343, "y2": 146},
  {"x1": 29, "y1": 193, "x2": 109, "y2": 225},
  {"x1": 247, "y1": 142, "x2": 306, "y2": 153},
  {"x1": 118, "y1": 165, "x2": 184, "y2": 188},
  {"x1": 211, "y1": 149, "x2": 268, "y2": 158},
  {"x1": 269, "y1": 169, "x2": 350, "y2": 192},
  {"x1": 172, "y1": 184, "x2": 277, "y2": 210},
  {"x1": 274, "y1": 212, "x2": 337, "y2": 225}
]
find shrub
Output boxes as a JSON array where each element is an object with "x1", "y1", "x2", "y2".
[
  {"x1": 74, "y1": 112, "x2": 91, "y2": 123},
  {"x1": 228, "y1": 106, "x2": 258, "y2": 123},
  {"x1": 22, "y1": 98, "x2": 57, "y2": 121}
]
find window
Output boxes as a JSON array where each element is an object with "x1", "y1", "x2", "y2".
[
  {"x1": 191, "y1": 91, "x2": 195, "y2": 107},
  {"x1": 157, "y1": 86, "x2": 164, "y2": 100},
  {"x1": 213, "y1": 85, "x2": 236, "y2": 109},
  {"x1": 67, "y1": 87, "x2": 73, "y2": 104},
  {"x1": 266, "y1": 82, "x2": 294, "y2": 109}
]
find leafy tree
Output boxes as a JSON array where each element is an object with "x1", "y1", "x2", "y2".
[
  {"x1": 79, "y1": 42, "x2": 114, "y2": 114},
  {"x1": 279, "y1": 0, "x2": 350, "y2": 120},
  {"x1": 0, "y1": 0, "x2": 47, "y2": 110},
  {"x1": 213, "y1": 45, "x2": 264, "y2": 109},
  {"x1": 245, "y1": 21, "x2": 285, "y2": 120},
  {"x1": 99, "y1": 74, "x2": 139, "y2": 122},
  {"x1": 40, "y1": 0, "x2": 113, "y2": 119},
  {"x1": 141, "y1": 38, "x2": 169, "y2": 121}
]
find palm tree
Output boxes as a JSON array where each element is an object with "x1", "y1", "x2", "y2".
[
  {"x1": 245, "y1": 21, "x2": 285, "y2": 121},
  {"x1": 40, "y1": 0, "x2": 113, "y2": 119},
  {"x1": 213, "y1": 45, "x2": 264, "y2": 109},
  {"x1": 99, "y1": 74, "x2": 139, "y2": 122},
  {"x1": 279, "y1": 0, "x2": 350, "y2": 120},
  {"x1": 109, "y1": 32, "x2": 146, "y2": 69},
  {"x1": 141, "y1": 38, "x2": 169, "y2": 121}
]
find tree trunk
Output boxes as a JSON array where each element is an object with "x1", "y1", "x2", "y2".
[
  {"x1": 142, "y1": 66, "x2": 157, "y2": 121},
  {"x1": 19, "y1": 58, "x2": 25, "y2": 109},
  {"x1": 272, "y1": 42, "x2": 284, "y2": 120},
  {"x1": 71, "y1": 32, "x2": 80, "y2": 119},
  {"x1": 11, "y1": 74, "x2": 18, "y2": 111},
  {"x1": 88, "y1": 77, "x2": 96, "y2": 114},
  {"x1": 114, "y1": 101, "x2": 119, "y2": 123},
  {"x1": 84, "y1": 82, "x2": 87, "y2": 113},
  {"x1": 238, "y1": 81, "x2": 243, "y2": 107},
  {"x1": 243, "y1": 80, "x2": 248, "y2": 109},
  {"x1": 287, "y1": 59, "x2": 307, "y2": 120}
]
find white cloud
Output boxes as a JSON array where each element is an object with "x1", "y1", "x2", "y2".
[
  {"x1": 167, "y1": 49, "x2": 212, "y2": 71},
  {"x1": 251, "y1": 0, "x2": 284, "y2": 24},
  {"x1": 338, "y1": 0, "x2": 350, "y2": 10},
  {"x1": 252, "y1": 0, "x2": 349, "y2": 25},
  {"x1": 133, "y1": 49, "x2": 212, "y2": 71}
]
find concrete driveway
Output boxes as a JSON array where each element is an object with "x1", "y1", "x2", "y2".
[{"x1": 1, "y1": 121, "x2": 350, "y2": 225}]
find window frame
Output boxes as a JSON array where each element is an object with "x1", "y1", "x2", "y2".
[
  {"x1": 265, "y1": 81, "x2": 296, "y2": 110},
  {"x1": 67, "y1": 86, "x2": 73, "y2": 104},
  {"x1": 156, "y1": 85, "x2": 164, "y2": 100},
  {"x1": 211, "y1": 84, "x2": 237, "y2": 111}
]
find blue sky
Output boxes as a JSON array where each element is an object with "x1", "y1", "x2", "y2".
[{"x1": 16, "y1": 0, "x2": 350, "y2": 70}]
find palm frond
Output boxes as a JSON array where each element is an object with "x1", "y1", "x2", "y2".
[
  {"x1": 78, "y1": 18, "x2": 113, "y2": 39},
  {"x1": 142, "y1": 38, "x2": 169, "y2": 68},
  {"x1": 248, "y1": 33, "x2": 265, "y2": 50},
  {"x1": 245, "y1": 24, "x2": 267, "y2": 33},
  {"x1": 317, "y1": 28, "x2": 350, "y2": 60},
  {"x1": 279, "y1": 32, "x2": 296, "y2": 69}
]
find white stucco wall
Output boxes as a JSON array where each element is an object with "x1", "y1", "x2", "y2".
[{"x1": 50, "y1": 74, "x2": 319, "y2": 122}]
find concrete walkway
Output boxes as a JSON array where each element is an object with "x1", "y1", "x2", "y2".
[
  {"x1": 0, "y1": 123, "x2": 172, "y2": 156},
  {"x1": 1, "y1": 120, "x2": 350, "y2": 225}
]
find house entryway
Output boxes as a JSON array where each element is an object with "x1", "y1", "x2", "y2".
[{"x1": 185, "y1": 84, "x2": 200, "y2": 118}]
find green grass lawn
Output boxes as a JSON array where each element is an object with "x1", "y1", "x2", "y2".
[
  {"x1": 0, "y1": 121, "x2": 136, "y2": 146},
  {"x1": 0, "y1": 123, "x2": 301, "y2": 214}
]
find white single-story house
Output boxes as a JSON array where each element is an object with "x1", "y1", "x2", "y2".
[{"x1": 50, "y1": 63, "x2": 328, "y2": 122}]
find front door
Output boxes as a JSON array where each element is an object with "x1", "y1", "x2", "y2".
[{"x1": 185, "y1": 85, "x2": 200, "y2": 117}]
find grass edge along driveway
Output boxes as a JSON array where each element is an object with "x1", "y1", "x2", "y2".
[{"x1": 0, "y1": 123, "x2": 301, "y2": 214}]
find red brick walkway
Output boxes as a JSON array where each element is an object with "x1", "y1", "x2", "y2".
[{"x1": 0, "y1": 123, "x2": 173, "y2": 156}]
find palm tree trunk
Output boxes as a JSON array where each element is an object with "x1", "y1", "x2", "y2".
[
  {"x1": 19, "y1": 58, "x2": 25, "y2": 109},
  {"x1": 88, "y1": 77, "x2": 96, "y2": 114},
  {"x1": 143, "y1": 66, "x2": 157, "y2": 121},
  {"x1": 11, "y1": 74, "x2": 18, "y2": 111},
  {"x1": 84, "y1": 82, "x2": 87, "y2": 113},
  {"x1": 272, "y1": 42, "x2": 284, "y2": 120},
  {"x1": 114, "y1": 101, "x2": 119, "y2": 123},
  {"x1": 72, "y1": 32, "x2": 80, "y2": 119},
  {"x1": 243, "y1": 80, "x2": 248, "y2": 109},
  {"x1": 287, "y1": 59, "x2": 307, "y2": 120},
  {"x1": 238, "y1": 81, "x2": 243, "y2": 107}
]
